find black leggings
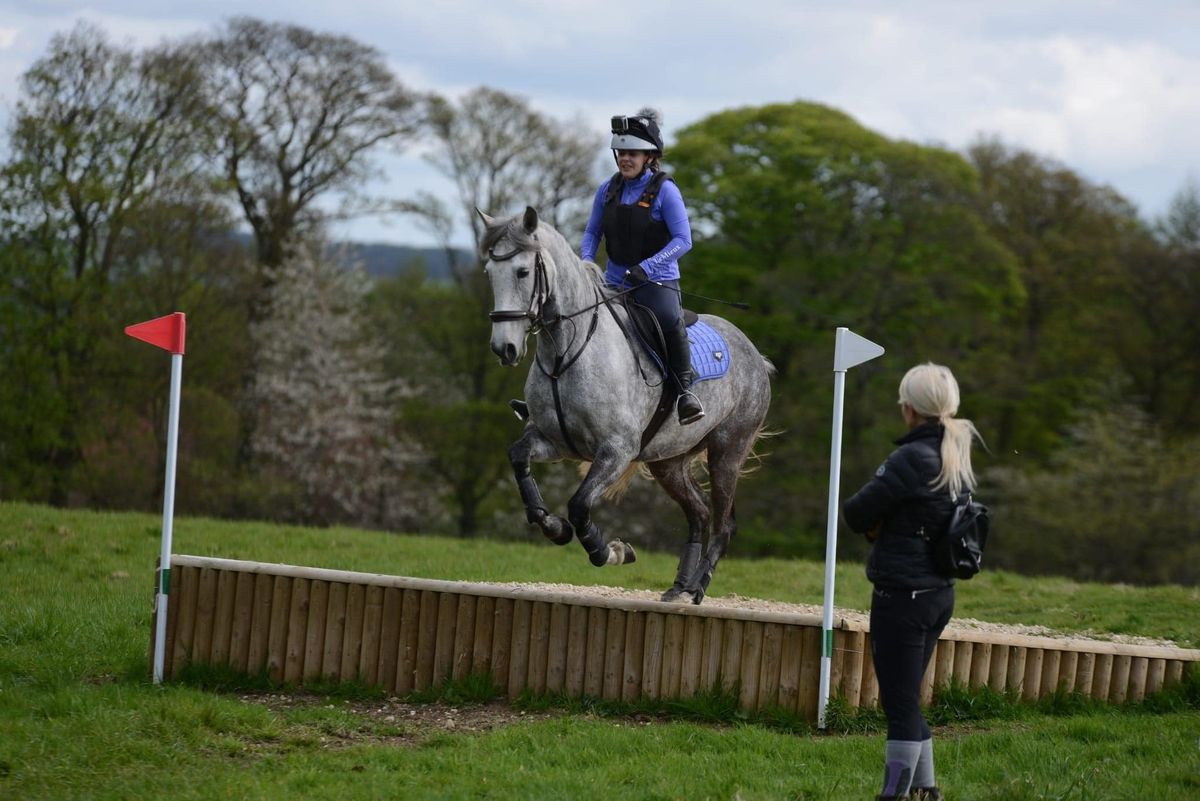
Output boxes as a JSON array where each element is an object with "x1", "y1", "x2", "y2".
[
  {"x1": 870, "y1": 584, "x2": 954, "y2": 741},
  {"x1": 628, "y1": 278, "x2": 683, "y2": 333}
]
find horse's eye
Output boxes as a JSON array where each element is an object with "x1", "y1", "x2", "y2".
[{"x1": 517, "y1": 268, "x2": 530, "y2": 279}]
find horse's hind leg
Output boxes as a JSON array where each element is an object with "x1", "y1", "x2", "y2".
[
  {"x1": 509, "y1": 427, "x2": 573, "y2": 545},
  {"x1": 648, "y1": 455, "x2": 710, "y2": 602},
  {"x1": 568, "y1": 442, "x2": 639, "y2": 567},
  {"x1": 685, "y1": 431, "x2": 756, "y2": 604}
]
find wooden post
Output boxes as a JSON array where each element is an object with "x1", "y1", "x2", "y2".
[
  {"x1": 170, "y1": 564, "x2": 200, "y2": 679},
  {"x1": 720, "y1": 620, "x2": 744, "y2": 695},
  {"x1": 660, "y1": 614, "x2": 685, "y2": 699},
  {"x1": 1127, "y1": 656, "x2": 1148, "y2": 702},
  {"x1": 453, "y1": 594, "x2": 478, "y2": 683},
  {"x1": 778, "y1": 625, "x2": 805, "y2": 713},
  {"x1": 1110, "y1": 655, "x2": 1132, "y2": 704},
  {"x1": 359, "y1": 585, "x2": 385, "y2": 686},
  {"x1": 641, "y1": 612, "x2": 665, "y2": 700},
  {"x1": 1091, "y1": 652, "x2": 1113, "y2": 701},
  {"x1": 507, "y1": 598, "x2": 532, "y2": 699},
  {"x1": 988, "y1": 644, "x2": 1009, "y2": 693},
  {"x1": 953, "y1": 640, "x2": 974, "y2": 687},
  {"x1": 395, "y1": 588, "x2": 421, "y2": 696},
  {"x1": 246, "y1": 572, "x2": 274, "y2": 677},
  {"x1": 563, "y1": 604, "x2": 586, "y2": 697},
  {"x1": 321, "y1": 581, "x2": 348, "y2": 680},
  {"x1": 546, "y1": 603, "x2": 569, "y2": 694},
  {"x1": 376, "y1": 587, "x2": 403, "y2": 690},
  {"x1": 758, "y1": 623, "x2": 785, "y2": 710},
  {"x1": 680, "y1": 616, "x2": 705, "y2": 698},
  {"x1": 861, "y1": 636, "x2": 880, "y2": 709},
  {"x1": 738, "y1": 621, "x2": 764, "y2": 711},
  {"x1": 490, "y1": 598, "x2": 514, "y2": 693},
  {"x1": 840, "y1": 630, "x2": 865, "y2": 708},
  {"x1": 266, "y1": 575, "x2": 292, "y2": 683},
  {"x1": 1006, "y1": 647, "x2": 1027, "y2": 699},
  {"x1": 920, "y1": 644, "x2": 937, "y2": 706},
  {"x1": 283, "y1": 577, "x2": 310, "y2": 684},
  {"x1": 414, "y1": 590, "x2": 438, "y2": 691},
  {"x1": 582, "y1": 605, "x2": 607, "y2": 698},
  {"x1": 797, "y1": 626, "x2": 822, "y2": 721},
  {"x1": 1040, "y1": 650, "x2": 1061, "y2": 697},
  {"x1": 1022, "y1": 648, "x2": 1043, "y2": 702},
  {"x1": 602, "y1": 609, "x2": 626, "y2": 701},
  {"x1": 339, "y1": 583, "x2": 366, "y2": 682},
  {"x1": 472, "y1": 595, "x2": 496, "y2": 680},
  {"x1": 432, "y1": 592, "x2": 459, "y2": 689},
  {"x1": 970, "y1": 641, "x2": 991, "y2": 689},
  {"x1": 210, "y1": 569, "x2": 237, "y2": 667},
  {"x1": 621, "y1": 610, "x2": 645, "y2": 703},
  {"x1": 1165, "y1": 660, "x2": 1184, "y2": 688},
  {"x1": 934, "y1": 640, "x2": 955, "y2": 692},
  {"x1": 302, "y1": 579, "x2": 328, "y2": 682},
  {"x1": 527, "y1": 601, "x2": 550, "y2": 695},
  {"x1": 192, "y1": 566, "x2": 218, "y2": 666},
  {"x1": 1074, "y1": 652, "x2": 1095, "y2": 696},
  {"x1": 228, "y1": 571, "x2": 255, "y2": 672},
  {"x1": 1057, "y1": 650, "x2": 1078, "y2": 692},
  {"x1": 700, "y1": 618, "x2": 724, "y2": 692},
  {"x1": 1146, "y1": 658, "x2": 1166, "y2": 696}
]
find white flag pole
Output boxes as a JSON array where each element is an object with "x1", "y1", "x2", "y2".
[
  {"x1": 818, "y1": 327, "x2": 884, "y2": 729},
  {"x1": 153, "y1": 351, "x2": 184, "y2": 684}
]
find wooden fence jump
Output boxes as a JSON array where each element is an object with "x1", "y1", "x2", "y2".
[{"x1": 155, "y1": 555, "x2": 1199, "y2": 720}]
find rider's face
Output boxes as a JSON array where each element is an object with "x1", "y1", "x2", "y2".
[{"x1": 616, "y1": 149, "x2": 651, "y2": 179}]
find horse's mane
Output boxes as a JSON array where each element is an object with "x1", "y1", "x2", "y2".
[{"x1": 480, "y1": 212, "x2": 608, "y2": 288}]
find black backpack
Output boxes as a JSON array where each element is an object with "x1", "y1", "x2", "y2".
[{"x1": 927, "y1": 494, "x2": 990, "y2": 579}]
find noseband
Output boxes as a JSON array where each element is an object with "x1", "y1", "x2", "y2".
[{"x1": 487, "y1": 247, "x2": 551, "y2": 330}]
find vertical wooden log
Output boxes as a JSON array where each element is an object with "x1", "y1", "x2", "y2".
[
  {"x1": 861, "y1": 637, "x2": 880, "y2": 709},
  {"x1": 507, "y1": 598, "x2": 532, "y2": 699},
  {"x1": 700, "y1": 618, "x2": 724, "y2": 692},
  {"x1": 158, "y1": 558, "x2": 178, "y2": 680},
  {"x1": 246, "y1": 572, "x2": 274, "y2": 677},
  {"x1": 339, "y1": 583, "x2": 366, "y2": 682},
  {"x1": 266, "y1": 576, "x2": 292, "y2": 683},
  {"x1": 563, "y1": 604, "x2": 587, "y2": 698},
  {"x1": 453, "y1": 594, "x2": 478, "y2": 683},
  {"x1": 720, "y1": 620, "x2": 744, "y2": 695},
  {"x1": 1127, "y1": 657, "x2": 1149, "y2": 702},
  {"x1": 191, "y1": 566, "x2": 218, "y2": 666},
  {"x1": 988, "y1": 644, "x2": 1010, "y2": 693},
  {"x1": 1057, "y1": 651, "x2": 1078, "y2": 692},
  {"x1": 283, "y1": 577, "x2": 310, "y2": 684},
  {"x1": 583, "y1": 606, "x2": 608, "y2": 698},
  {"x1": 621, "y1": 611, "x2": 645, "y2": 703},
  {"x1": 828, "y1": 629, "x2": 847, "y2": 704},
  {"x1": 933, "y1": 640, "x2": 955, "y2": 692},
  {"x1": 302, "y1": 580, "x2": 329, "y2": 683},
  {"x1": 414, "y1": 591, "x2": 439, "y2": 692},
  {"x1": 1110, "y1": 655, "x2": 1132, "y2": 703},
  {"x1": 641, "y1": 612, "x2": 665, "y2": 700},
  {"x1": 738, "y1": 622, "x2": 765, "y2": 711},
  {"x1": 1146, "y1": 658, "x2": 1166, "y2": 696},
  {"x1": 472, "y1": 595, "x2": 496, "y2": 680},
  {"x1": 679, "y1": 616, "x2": 705, "y2": 699},
  {"x1": 1039, "y1": 650, "x2": 1061, "y2": 697},
  {"x1": 660, "y1": 614, "x2": 685, "y2": 699},
  {"x1": 376, "y1": 587, "x2": 403, "y2": 691},
  {"x1": 840, "y1": 630, "x2": 865, "y2": 708},
  {"x1": 489, "y1": 598, "x2": 513, "y2": 695},
  {"x1": 526, "y1": 601, "x2": 550, "y2": 695},
  {"x1": 952, "y1": 641, "x2": 974, "y2": 687},
  {"x1": 321, "y1": 581, "x2": 348, "y2": 680},
  {"x1": 757, "y1": 623, "x2": 785, "y2": 710},
  {"x1": 210, "y1": 569, "x2": 237, "y2": 667},
  {"x1": 432, "y1": 592, "x2": 459, "y2": 689},
  {"x1": 228, "y1": 571, "x2": 256, "y2": 672},
  {"x1": 1165, "y1": 660, "x2": 1184, "y2": 688},
  {"x1": 920, "y1": 642, "x2": 937, "y2": 706},
  {"x1": 778, "y1": 625, "x2": 805, "y2": 713},
  {"x1": 1007, "y1": 647, "x2": 1028, "y2": 699},
  {"x1": 797, "y1": 626, "x2": 822, "y2": 721},
  {"x1": 359, "y1": 585, "x2": 385, "y2": 686},
  {"x1": 1021, "y1": 648, "x2": 1044, "y2": 702},
  {"x1": 1091, "y1": 653, "x2": 1113, "y2": 701},
  {"x1": 602, "y1": 609, "x2": 627, "y2": 701},
  {"x1": 969, "y1": 642, "x2": 991, "y2": 689},
  {"x1": 170, "y1": 564, "x2": 200, "y2": 678},
  {"x1": 1074, "y1": 652, "x2": 1095, "y2": 696},
  {"x1": 545, "y1": 603, "x2": 569, "y2": 694},
  {"x1": 395, "y1": 588, "x2": 421, "y2": 696}
]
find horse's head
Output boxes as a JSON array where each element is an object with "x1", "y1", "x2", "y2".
[{"x1": 481, "y1": 205, "x2": 549, "y2": 366}]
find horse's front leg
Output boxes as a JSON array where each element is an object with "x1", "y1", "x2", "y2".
[
  {"x1": 510, "y1": 426, "x2": 573, "y2": 545},
  {"x1": 568, "y1": 443, "x2": 639, "y2": 567}
]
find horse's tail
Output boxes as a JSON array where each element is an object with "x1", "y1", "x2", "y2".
[{"x1": 575, "y1": 461, "x2": 650, "y2": 502}]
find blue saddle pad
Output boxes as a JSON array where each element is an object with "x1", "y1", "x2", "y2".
[{"x1": 643, "y1": 320, "x2": 730, "y2": 383}]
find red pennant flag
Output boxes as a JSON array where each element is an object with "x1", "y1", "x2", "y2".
[{"x1": 125, "y1": 312, "x2": 186, "y2": 355}]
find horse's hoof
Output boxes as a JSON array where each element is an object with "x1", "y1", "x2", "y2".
[
  {"x1": 544, "y1": 516, "x2": 573, "y2": 546},
  {"x1": 690, "y1": 589, "x2": 705, "y2": 605},
  {"x1": 660, "y1": 587, "x2": 691, "y2": 604},
  {"x1": 601, "y1": 539, "x2": 636, "y2": 566}
]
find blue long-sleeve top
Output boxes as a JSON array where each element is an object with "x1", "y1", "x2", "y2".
[{"x1": 580, "y1": 169, "x2": 693, "y2": 287}]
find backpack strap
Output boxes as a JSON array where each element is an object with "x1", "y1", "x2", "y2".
[
  {"x1": 602, "y1": 172, "x2": 623, "y2": 205},
  {"x1": 636, "y1": 171, "x2": 672, "y2": 208}
]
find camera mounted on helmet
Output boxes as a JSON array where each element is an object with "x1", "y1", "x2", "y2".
[{"x1": 610, "y1": 111, "x2": 664, "y2": 154}]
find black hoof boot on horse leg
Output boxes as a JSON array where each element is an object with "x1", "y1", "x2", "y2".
[
  {"x1": 661, "y1": 541, "x2": 702, "y2": 603},
  {"x1": 665, "y1": 321, "x2": 704, "y2": 425}
]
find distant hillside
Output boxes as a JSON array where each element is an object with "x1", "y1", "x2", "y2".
[{"x1": 337, "y1": 241, "x2": 473, "y2": 282}]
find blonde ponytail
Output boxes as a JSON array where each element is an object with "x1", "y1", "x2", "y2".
[{"x1": 898, "y1": 363, "x2": 982, "y2": 499}]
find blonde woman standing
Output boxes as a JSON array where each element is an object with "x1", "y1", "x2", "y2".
[{"x1": 843, "y1": 363, "x2": 983, "y2": 801}]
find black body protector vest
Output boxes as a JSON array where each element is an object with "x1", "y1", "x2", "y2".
[{"x1": 600, "y1": 170, "x2": 674, "y2": 267}]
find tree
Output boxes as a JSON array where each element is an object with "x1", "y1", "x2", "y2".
[
  {"x1": 0, "y1": 22, "x2": 211, "y2": 503},
  {"x1": 199, "y1": 17, "x2": 423, "y2": 300},
  {"x1": 249, "y1": 233, "x2": 419, "y2": 528}
]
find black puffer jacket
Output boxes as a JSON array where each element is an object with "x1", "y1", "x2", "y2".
[{"x1": 843, "y1": 423, "x2": 956, "y2": 590}]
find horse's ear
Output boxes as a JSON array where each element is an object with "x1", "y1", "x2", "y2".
[
  {"x1": 522, "y1": 206, "x2": 538, "y2": 234},
  {"x1": 476, "y1": 208, "x2": 495, "y2": 227}
]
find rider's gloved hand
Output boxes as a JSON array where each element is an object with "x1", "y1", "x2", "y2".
[{"x1": 627, "y1": 264, "x2": 649, "y2": 284}]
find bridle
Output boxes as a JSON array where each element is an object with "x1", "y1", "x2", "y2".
[{"x1": 487, "y1": 246, "x2": 552, "y2": 332}]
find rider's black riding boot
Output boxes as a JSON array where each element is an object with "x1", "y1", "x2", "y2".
[{"x1": 665, "y1": 320, "x2": 705, "y2": 425}]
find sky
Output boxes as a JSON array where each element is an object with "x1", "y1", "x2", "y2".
[{"x1": 2, "y1": 1, "x2": 1198, "y2": 247}]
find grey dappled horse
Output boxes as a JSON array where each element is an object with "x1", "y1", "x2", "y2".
[{"x1": 482, "y1": 207, "x2": 772, "y2": 604}]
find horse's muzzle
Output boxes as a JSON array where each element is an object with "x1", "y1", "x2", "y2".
[{"x1": 491, "y1": 340, "x2": 521, "y2": 366}]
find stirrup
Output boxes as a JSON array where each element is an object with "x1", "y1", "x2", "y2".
[
  {"x1": 509, "y1": 399, "x2": 529, "y2": 421},
  {"x1": 677, "y1": 391, "x2": 705, "y2": 425}
]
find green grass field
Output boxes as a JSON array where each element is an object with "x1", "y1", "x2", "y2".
[{"x1": 2, "y1": 501, "x2": 1198, "y2": 800}]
